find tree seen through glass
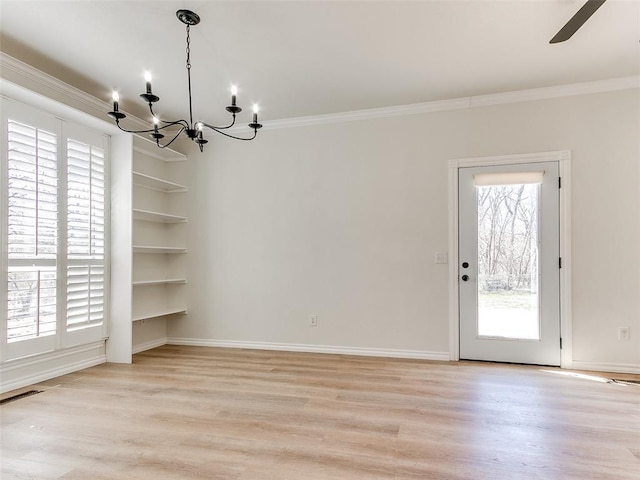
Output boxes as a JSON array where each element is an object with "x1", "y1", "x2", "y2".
[{"x1": 477, "y1": 183, "x2": 540, "y2": 340}]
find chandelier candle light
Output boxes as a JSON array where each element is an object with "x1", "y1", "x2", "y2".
[{"x1": 107, "y1": 9, "x2": 262, "y2": 152}]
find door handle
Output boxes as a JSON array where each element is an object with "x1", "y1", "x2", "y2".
[{"x1": 461, "y1": 274, "x2": 469, "y2": 282}]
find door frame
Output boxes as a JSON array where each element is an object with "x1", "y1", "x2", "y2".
[{"x1": 448, "y1": 151, "x2": 573, "y2": 368}]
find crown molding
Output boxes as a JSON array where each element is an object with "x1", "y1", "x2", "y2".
[
  {"x1": 469, "y1": 76, "x2": 640, "y2": 108},
  {"x1": 0, "y1": 52, "x2": 148, "y2": 132},
  {"x1": 255, "y1": 97, "x2": 472, "y2": 132},
  {"x1": 239, "y1": 75, "x2": 639, "y2": 133},
  {"x1": 3, "y1": 51, "x2": 638, "y2": 135}
]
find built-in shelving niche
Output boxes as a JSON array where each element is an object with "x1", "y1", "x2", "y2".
[{"x1": 109, "y1": 134, "x2": 188, "y2": 363}]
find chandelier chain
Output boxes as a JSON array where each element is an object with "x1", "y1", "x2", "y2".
[
  {"x1": 185, "y1": 24, "x2": 194, "y2": 126},
  {"x1": 186, "y1": 25, "x2": 191, "y2": 70}
]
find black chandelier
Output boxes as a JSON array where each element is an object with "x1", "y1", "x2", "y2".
[{"x1": 107, "y1": 9, "x2": 262, "y2": 152}]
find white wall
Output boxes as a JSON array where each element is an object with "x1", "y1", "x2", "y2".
[
  {"x1": 132, "y1": 318, "x2": 167, "y2": 354},
  {"x1": 169, "y1": 87, "x2": 640, "y2": 371}
]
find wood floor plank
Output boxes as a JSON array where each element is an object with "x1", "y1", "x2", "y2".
[{"x1": 1, "y1": 345, "x2": 638, "y2": 479}]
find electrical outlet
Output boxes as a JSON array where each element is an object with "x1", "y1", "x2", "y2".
[
  {"x1": 618, "y1": 327, "x2": 630, "y2": 341},
  {"x1": 309, "y1": 315, "x2": 318, "y2": 327}
]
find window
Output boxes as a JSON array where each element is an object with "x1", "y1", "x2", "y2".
[
  {"x1": 6, "y1": 119, "x2": 58, "y2": 344},
  {"x1": 1, "y1": 98, "x2": 109, "y2": 361},
  {"x1": 66, "y1": 138, "x2": 106, "y2": 334}
]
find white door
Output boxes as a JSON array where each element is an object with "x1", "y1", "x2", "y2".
[{"x1": 459, "y1": 162, "x2": 561, "y2": 366}]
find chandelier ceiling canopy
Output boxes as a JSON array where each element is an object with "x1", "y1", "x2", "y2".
[{"x1": 107, "y1": 9, "x2": 262, "y2": 152}]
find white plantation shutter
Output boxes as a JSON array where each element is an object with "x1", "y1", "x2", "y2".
[
  {"x1": 6, "y1": 119, "x2": 58, "y2": 343},
  {"x1": 2, "y1": 98, "x2": 109, "y2": 359},
  {"x1": 66, "y1": 137, "x2": 106, "y2": 332},
  {"x1": 7, "y1": 120, "x2": 58, "y2": 259},
  {"x1": 67, "y1": 139, "x2": 105, "y2": 258},
  {"x1": 66, "y1": 265, "x2": 105, "y2": 328}
]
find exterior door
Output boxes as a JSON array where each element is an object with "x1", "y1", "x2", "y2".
[{"x1": 459, "y1": 162, "x2": 560, "y2": 366}]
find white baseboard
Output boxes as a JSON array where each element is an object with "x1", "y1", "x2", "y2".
[
  {"x1": 166, "y1": 337, "x2": 450, "y2": 361},
  {"x1": 132, "y1": 338, "x2": 167, "y2": 355},
  {"x1": 571, "y1": 361, "x2": 640, "y2": 375},
  {"x1": 0, "y1": 342, "x2": 106, "y2": 394}
]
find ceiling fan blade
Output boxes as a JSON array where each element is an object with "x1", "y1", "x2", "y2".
[{"x1": 550, "y1": 0, "x2": 607, "y2": 44}]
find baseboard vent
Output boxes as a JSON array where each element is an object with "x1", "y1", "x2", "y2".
[{"x1": 0, "y1": 389, "x2": 44, "y2": 405}]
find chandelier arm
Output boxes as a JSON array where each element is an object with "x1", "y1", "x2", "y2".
[
  {"x1": 113, "y1": 119, "x2": 189, "y2": 135},
  {"x1": 205, "y1": 127, "x2": 259, "y2": 141},
  {"x1": 200, "y1": 116, "x2": 237, "y2": 131},
  {"x1": 147, "y1": 103, "x2": 190, "y2": 130},
  {"x1": 158, "y1": 119, "x2": 191, "y2": 130},
  {"x1": 155, "y1": 127, "x2": 187, "y2": 149},
  {"x1": 114, "y1": 120, "x2": 160, "y2": 135}
]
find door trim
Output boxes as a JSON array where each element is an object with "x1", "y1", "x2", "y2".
[{"x1": 448, "y1": 151, "x2": 572, "y2": 368}]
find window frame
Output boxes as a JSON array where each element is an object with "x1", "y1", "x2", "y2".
[{"x1": 1, "y1": 96, "x2": 110, "y2": 362}]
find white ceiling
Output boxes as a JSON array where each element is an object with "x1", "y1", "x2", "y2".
[{"x1": 1, "y1": 0, "x2": 639, "y2": 125}]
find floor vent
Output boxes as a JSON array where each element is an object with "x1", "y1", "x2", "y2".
[{"x1": 0, "y1": 390, "x2": 44, "y2": 405}]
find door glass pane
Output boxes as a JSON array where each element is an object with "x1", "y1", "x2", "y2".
[{"x1": 477, "y1": 183, "x2": 540, "y2": 340}]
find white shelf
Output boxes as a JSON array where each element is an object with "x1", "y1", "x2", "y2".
[
  {"x1": 133, "y1": 245, "x2": 187, "y2": 254},
  {"x1": 133, "y1": 278, "x2": 187, "y2": 286},
  {"x1": 133, "y1": 171, "x2": 187, "y2": 193},
  {"x1": 132, "y1": 307, "x2": 188, "y2": 322},
  {"x1": 133, "y1": 209, "x2": 187, "y2": 223}
]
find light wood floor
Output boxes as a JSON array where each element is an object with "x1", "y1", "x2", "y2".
[{"x1": 1, "y1": 346, "x2": 639, "y2": 479}]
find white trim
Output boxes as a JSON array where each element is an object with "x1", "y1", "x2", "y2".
[
  {"x1": 571, "y1": 361, "x2": 640, "y2": 375},
  {"x1": 454, "y1": 150, "x2": 571, "y2": 168},
  {"x1": 0, "y1": 53, "x2": 108, "y2": 120},
  {"x1": 448, "y1": 151, "x2": 572, "y2": 367},
  {"x1": 250, "y1": 98, "x2": 471, "y2": 132},
  {"x1": 558, "y1": 159, "x2": 573, "y2": 370},
  {"x1": 166, "y1": 338, "x2": 450, "y2": 361},
  {"x1": 0, "y1": 52, "x2": 147, "y2": 133},
  {"x1": 0, "y1": 341, "x2": 105, "y2": 394},
  {"x1": 469, "y1": 76, "x2": 640, "y2": 108},
  {"x1": 448, "y1": 163, "x2": 460, "y2": 362},
  {"x1": 229, "y1": 76, "x2": 640, "y2": 133},
  {"x1": 0, "y1": 341, "x2": 103, "y2": 371},
  {"x1": 132, "y1": 338, "x2": 167, "y2": 355}
]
